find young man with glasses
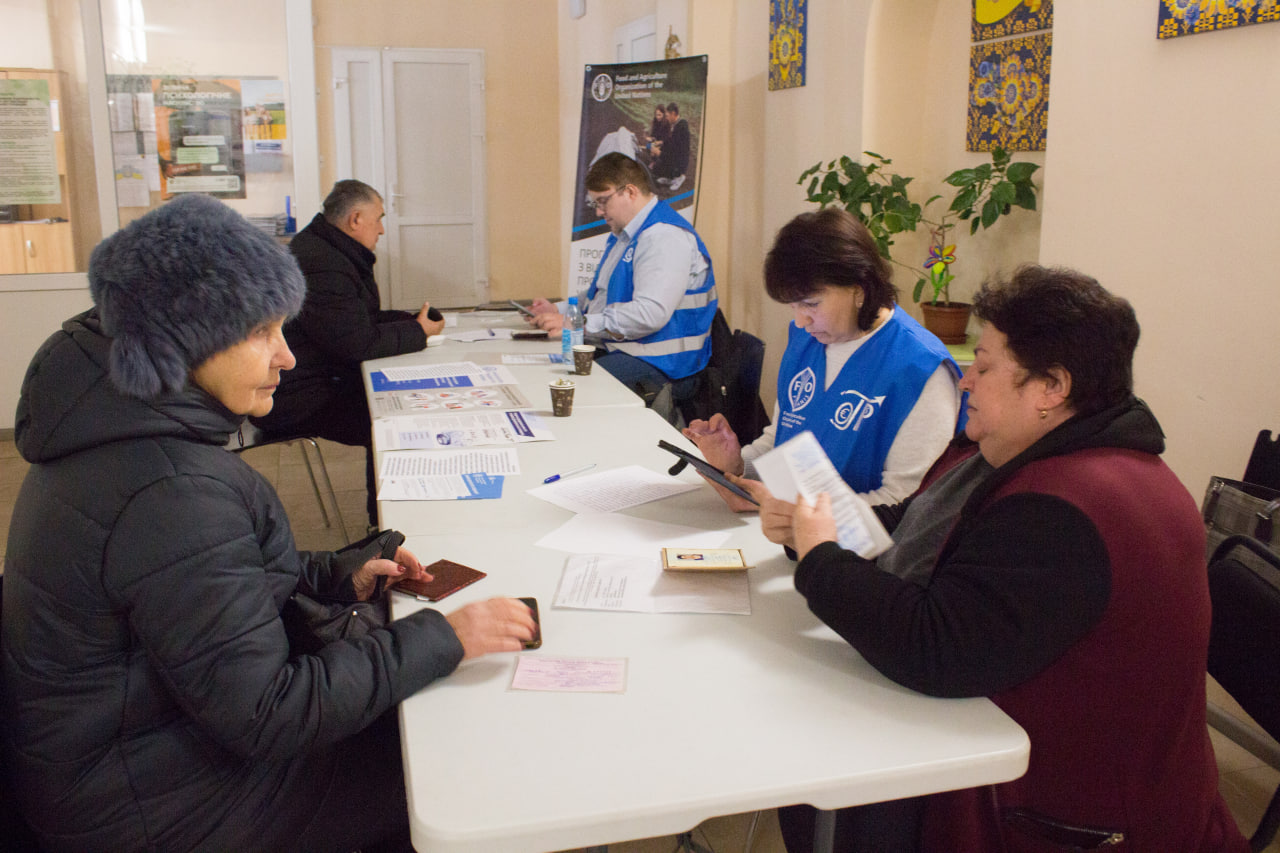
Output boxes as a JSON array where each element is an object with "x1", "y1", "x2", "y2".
[{"x1": 529, "y1": 153, "x2": 717, "y2": 410}]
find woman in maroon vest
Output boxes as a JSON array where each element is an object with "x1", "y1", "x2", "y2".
[{"x1": 737, "y1": 265, "x2": 1248, "y2": 852}]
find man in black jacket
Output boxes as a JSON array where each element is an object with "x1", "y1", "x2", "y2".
[
  {"x1": 652, "y1": 102, "x2": 691, "y2": 191},
  {"x1": 253, "y1": 179, "x2": 444, "y2": 527}
]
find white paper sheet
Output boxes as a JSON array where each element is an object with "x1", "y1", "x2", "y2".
[
  {"x1": 368, "y1": 384, "x2": 532, "y2": 419},
  {"x1": 378, "y1": 448, "x2": 520, "y2": 477},
  {"x1": 373, "y1": 411, "x2": 552, "y2": 449},
  {"x1": 754, "y1": 430, "x2": 893, "y2": 558},
  {"x1": 528, "y1": 465, "x2": 698, "y2": 514},
  {"x1": 534, "y1": 512, "x2": 728, "y2": 557},
  {"x1": 510, "y1": 656, "x2": 628, "y2": 693},
  {"x1": 372, "y1": 362, "x2": 519, "y2": 388},
  {"x1": 553, "y1": 553, "x2": 750, "y2": 615}
]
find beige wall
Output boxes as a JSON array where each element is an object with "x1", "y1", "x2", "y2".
[
  {"x1": 1040, "y1": 2, "x2": 1280, "y2": 494},
  {"x1": 311, "y1": 0, "x2": 562, "y2": 302}
]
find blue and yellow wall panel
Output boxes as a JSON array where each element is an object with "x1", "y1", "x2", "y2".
[
  {"x1": 769, "y1": 0, "x2": 807, "y2": 91},
  {"x1": 969, "y1": 1, "x2": 1052, "y2": 152},
  {"x1": 973, "y1": 0, "x2": 1054, "y2": 41},
  {"x1": 1157, "y1": 0, "x2": 1280, "y2": 39}
]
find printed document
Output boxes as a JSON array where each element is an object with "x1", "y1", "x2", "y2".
[
  {"x1": 528, "y1": 465, "x2": 698, "y2": 513},
  {"x1": 510, "y1": 656, "x2": 627, "y2": 693},
  {"x1": 369, "y1": 362, "x2": 519, "y2": 391},
  {"x1": 373, "y1": 411, "x2": 552, "y2": 449},
  {"x1": 553, "y1": 554, "x2": 750, "y2": 615},
  {"x1": 754, "y1": 430, "x2": 893, "y2": 558},
  {"x1": 368, "y1": 384, "x2": 532, "y2": 419}
]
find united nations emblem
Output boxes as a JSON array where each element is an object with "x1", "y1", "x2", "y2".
[
  {"x1": 622, "y1": 246, "x2": 635, "y2": 263},
  {"x1": 591, "y1": 73, "x2": 614, "y2": 102},
  {"x1": 788, "y1": 366, "x2": 817, "y2": 413}
]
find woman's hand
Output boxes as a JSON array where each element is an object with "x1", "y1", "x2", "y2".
[
  {"x1": 416, "y1": 301, "x2": 446, "y2": 337},
  {"x1": 793, "y1": 493, "x2": 838, "y2": 561},
  {"x1": 352, "y1": 545, "x2": 430, "y2": 601},
  {"x1": 446, "y1": 597, "x2": 538, "y2": 660},
  {"x1": 681, "y1": 413, "x2": 744, "y2": 476},
  {"x1": 528, "y1": 298, "x2": 559, "y2": 316},
  {"x1": 733, "y1": 477, "x2": 797, "y2": 546}
]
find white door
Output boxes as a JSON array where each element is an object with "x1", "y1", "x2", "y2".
[
  {"x1": 330, "y1": 48, "x2": 488, "y2": 309},
  {"x1": 614, "y1": 15, "x2": 657, "y2": 62}
]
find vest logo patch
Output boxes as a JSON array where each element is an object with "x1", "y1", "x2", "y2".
[
  {"x1": 831, "y1": 390, "x2": 885, "y2": 432},
  {"x1": 621, "y1": 245, "x2": 635, "y2": 264},
  {"x1": 788, "y1": 367, "x2": 817, "y2": 413}
]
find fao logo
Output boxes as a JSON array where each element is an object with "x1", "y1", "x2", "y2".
[
  {"x1": 591, "y1": 73, "x2": 614, "y2": 102},
  {"x1": 787, "y1": 367, "x2": 817, "y2": 413},
  {"x1": 621, "y1": 246, "x2": 635, "y2": 263}
]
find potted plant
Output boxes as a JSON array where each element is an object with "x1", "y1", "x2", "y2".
[{"x1": 799, "y1": 147, "x2": 1040, "y2": 344}]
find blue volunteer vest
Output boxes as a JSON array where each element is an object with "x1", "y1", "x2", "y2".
[
  {"x1": 585, "y1": 199, "x2": 717, "y2": 380},
  {"x1": 774, "y1": 309, "x2": 961, "y2": 493}
]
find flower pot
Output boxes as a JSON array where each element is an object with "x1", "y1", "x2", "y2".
[{"x1": 920, "y1": 301, "x2": 971, "y2": 345}]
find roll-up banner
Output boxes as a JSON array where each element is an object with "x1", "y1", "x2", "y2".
[{"x1": 567, "y1": 55, "x2": 708, "y2": 296}]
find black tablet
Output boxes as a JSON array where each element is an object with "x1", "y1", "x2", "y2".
[{"x1": 657, "y1": 440, "x2": 759, "y2": 505}]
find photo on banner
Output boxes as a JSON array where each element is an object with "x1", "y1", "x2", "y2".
[{"x1": 566, "y1": 55, "x2": 708, "y2": 296}]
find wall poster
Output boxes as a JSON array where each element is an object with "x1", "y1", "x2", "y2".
[
  {"x1": 153, "y1": 77, "x2": 245, "y2": 199},
  {"x1": 567, "y1": 55, "x2": 708, "y2": 297},
  {"x1": 0, "y1": 78, "x2": 61, "y2": 205}
]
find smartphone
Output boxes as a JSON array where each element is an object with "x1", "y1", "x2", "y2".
[
  {"x1": 427, "y1": 306, "x2": 444, "y2": 322},
  {"x1": 656, "y1": 440, "x2": 759, "y2": 505},
  {"x1": 509, "y1": 299, "x2": 538, "y2": 317},
  {"x1": 519, "y1": 597, "x2": 542, "y2": 649}
]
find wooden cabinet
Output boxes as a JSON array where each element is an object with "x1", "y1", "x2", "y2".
[{"x1": 0, "y1": 223, "x2": 73, "y2": 274}]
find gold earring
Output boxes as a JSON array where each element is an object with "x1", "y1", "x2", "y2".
[{"x1": 1039, "y1": 409, "x2": 1048, "y2": 420}]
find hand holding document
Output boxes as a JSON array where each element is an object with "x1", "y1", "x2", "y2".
[{"x1": 753, "y1": 430, "x2": 893, "y2": 559}]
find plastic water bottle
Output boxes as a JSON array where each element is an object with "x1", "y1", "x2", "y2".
[{"x1": 562, "y1": 296, "x2": 585, "y2": 358}]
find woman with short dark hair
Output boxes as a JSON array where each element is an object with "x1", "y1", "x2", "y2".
[
  {"x1": 743, "y1": 265, "x2": 1249, "y2": 852},
  {"x1": 685, "y1": 207, "x2": 963, "y2": 525}
]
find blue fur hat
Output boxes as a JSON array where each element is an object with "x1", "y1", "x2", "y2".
[{"x1": 88, "y1": 194, "x2": 305, "y2": 400}]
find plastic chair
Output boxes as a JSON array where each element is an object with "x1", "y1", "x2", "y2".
[
  {"x1": 228, "y1": 425, "x2": 349, "y2": 544},
  {"x1": 1205, "y1": 534, "x2": 1280, "y2": 851}
]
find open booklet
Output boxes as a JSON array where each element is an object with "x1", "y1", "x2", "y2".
[{"x1": 753, "y1": 430, "x2": 894, "y2": 559}]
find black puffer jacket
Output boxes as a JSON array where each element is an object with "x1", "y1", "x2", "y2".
[
  {"x1": 271, "y1": 213, "x2": 426, "y2": 403},
  {"x1": 1, "y1": 310, "x2": 462, "y2": 852}
]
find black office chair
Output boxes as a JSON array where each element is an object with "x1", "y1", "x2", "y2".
[
  {"x1": 227, "y1": 425, "x2": 350, "y2": 544},
  {"x1": 676, "y1": 308, "x2": 769, "y2": 439},
  {"x1": 1205, "y1": 535, "x2": 1280, "y2": 851},
  {"x1": 1244, "y1": 429, "x2": 1280, "y2": 491}
]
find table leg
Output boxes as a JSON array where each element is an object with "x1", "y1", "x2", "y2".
[{"x1": 813, "y1": 808, "x2": 836, "y2": 853}]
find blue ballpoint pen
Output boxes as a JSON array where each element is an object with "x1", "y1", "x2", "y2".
[{"x1": 543, "y1": 463, "x2": 596, "y2": 484}]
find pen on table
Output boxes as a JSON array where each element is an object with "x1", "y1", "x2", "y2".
[{"x1": 543, "y1": 463, "x2": 596, "y2": 484}]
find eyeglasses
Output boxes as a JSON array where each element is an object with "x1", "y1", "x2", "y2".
[{"x1": 587, "y1": 187, "x2": 625, "y2": 212}]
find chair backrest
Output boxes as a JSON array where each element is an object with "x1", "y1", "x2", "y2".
[
  {"x1": 1244, "y1": 429, "x2": 1280, "y2": 491},
  {"x1": 683, "y1": 309, "x2": 770, "y2": 442},
  {"x1": 1206, "y1": 535, "x2": 1280, "y2": 741}
]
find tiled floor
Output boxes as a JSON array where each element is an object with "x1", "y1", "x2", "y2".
[{"x1": 1, "y1": 432, "x2": 1277, "y2": 852}]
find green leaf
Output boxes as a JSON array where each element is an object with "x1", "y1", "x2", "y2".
[
  {"x1": 864, "y1": 150, "x2": 887, "y2": 162},
  {"x1": 1014, "y1": 183, "x2": 1038, "y2": 210},
  {"x1": 799, "y1": 162, "x2": 821, "y2": 183},
  {"x1": 945, "y1": 168, "x2": 976, "y2": 186},
  {"x1": 981, "y1": 198, "x2": 1000, "y2": 229},
  {"x1": 951, "y1": 185, "x2": 979, "y2": 213},
  {"x1": 1006, "y1": 162, "x2": 1039, "y2": 183},
  {"x1": 991, "y1": 147, "x2": 1011, "y2": 167},
  {"x1": 912, "y1": 278, "x2": 926, "y2": 303},
  {"x1": 805, "y1": 176, "x2": 819, "y2": 199},
  {"x1": 991, "y1": 180, "x2": 1017, "y2": 206},
  {"x1": 973, "y1": 163, "x2": 993, "y2": 181},
  {"x1": 970, "y1": 218, "x2": 981, "y2": 236}
]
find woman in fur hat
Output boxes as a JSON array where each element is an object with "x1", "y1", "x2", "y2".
[{"x1": 0, "y1": 194, "x2": 535, "y2": 853}]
